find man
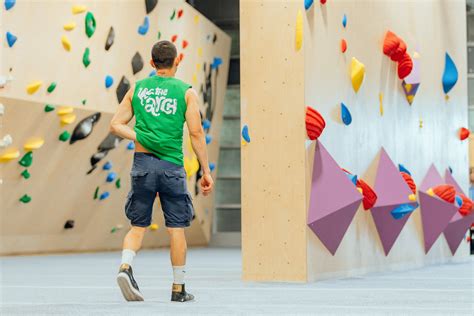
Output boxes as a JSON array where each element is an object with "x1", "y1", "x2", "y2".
[{"x1": 110, "y1": 40, "x2": 214, "y2": 302}]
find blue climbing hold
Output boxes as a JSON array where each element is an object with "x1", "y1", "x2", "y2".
[
  {"x1": 106, "y1": 172, "x2": 116, "y2": 183},
  {"x1": 242, "y1": 125, "x2": 251, "y2": 143},
  {"x1": 5, "y1": 0, "x2": 15, "y2": 10},
  {"x1": 6, "y1": 31, "x2": 17, "y2": 47},
  {"x1": 149, "y1": 70, "x2": 156, "y2": 77},
  {"x1": 138, "y1": 16, "x2": 150, "y2": 35},
  {"x1": 345, "y1": 173, "x2": 357, "y2": 186},
  {"x1": 391, "y1": 203, "x2": 418, "y2": 220},
  {"x1": 103, "y1": 161, "x2": 112, "y2": 170},
  {"x1": 442, "y1": 52, "x2": 458, "y2": 94},
  {"x1": 105, "y1": 75, "x2": 114, "y2": 88},
  {"x1": 304, "y1": 0, "x2": 314, "y2": 10},
  {"x1": 209, "y1": 162, "x2": 216, "y2": 172},
  {"x1": 211, "y1": 57, "x2": 223, "y2": 70},
  {"x1": 127, "y1": 141, "x2": 135, "y2": 150},
  {"x1": 448, "y1": 166, "x2": 453, "y2": 174},
  {"x1": 205, "y1": 134, "x2": 212, "y2": 144},
  {"x1": 99, "y1": 191, "x2": 110, "y2": 200},
  {"x1": 202, "y1": 119, "x2": 211, "y2": 130},
  {"x1": 342, "y1": 14, "x2": 347, "y2": 28},
  {"x1": 341, "y1": 102, "x2": 352, "y2": 126},
  {"x1": 398, "y1": 164, "x2": 411, "y2": 175},
  {"x1": 455, "y1": 195, "x2": 463, "y2": 208}
]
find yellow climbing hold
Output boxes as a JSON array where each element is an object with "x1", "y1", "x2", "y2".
[
  {"x1": 404, "y1": 83, "x2": 412, "y2": 93},
  {"x1": 63, "y1": 22, "x2": 77, "y2": 31},
  {"x1": 413, "y1": 51, "x2": 421, "y2": 59},
  {"x1": 57, "y1": 106, "x2": 74, "y2": 115},
  {"x1": 184, "y1": 156, "x2": 200, "y2": 179},
  {"x1": 61, "y1": 35, "x2": 71, "y2": 51},
  {"x1": 194, "y1": 15, "x2": 199, "y2": 24},
  {"x1": 149, "y1": 223, "x2": 159, "y2": 231},
  {"x1": 0, "y1": 147, "x2": 20, "y2": 162},
  {"x1": 23, "y1": 137, "x2": 45, "y2": 151},
  {"x1": 426, "y1": 188, "x2": 434, "y2": 197},
  {"x1": 295, "y1": 9, "x2": 303, "y2": 51},
  {"x1": 357, "y1": 187, "x2": 363, "y2": 194},
  {"x1": 26, "y1": 81, "x2": 43, "y2": 94},
  {"x1": 60, "y1": 113, "x2": 77, "y2": 125},
  {"x1": 72, "y1": 5, "x2": 87, "y2": 14},
  {"x1": 192, "y1": 73, "x2": 197, "y2": 85},
  {"x1": 197, "y1": 47, "x2": 202, "y2": 57},
  {"x1": 196, "y1": 63, "x2": 201, "y2": 71},
  {"x1": 350, "y1": 57, "x2": 365, "y2": 93},
  {"x1": 379, "y1": 92, "x2": 384, "y2": 116},
  {"x1": 408, "y1": 194, "x2": 416, "y2": 202},
  {"x1": 419, "y1": 118, "x2": 423, "y2": 128}
]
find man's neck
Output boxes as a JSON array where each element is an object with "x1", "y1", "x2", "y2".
[{"x1": 156, "y1": 70, "x2": 174, "y2": 78}]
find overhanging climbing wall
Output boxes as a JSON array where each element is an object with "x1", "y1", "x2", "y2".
[{"x1": 0, "y1": 0, "x2": 231, "y2": 255}]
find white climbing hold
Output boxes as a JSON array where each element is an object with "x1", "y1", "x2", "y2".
[{"x1": 0, "y1": 134, "x2": 13, "y2": 148}]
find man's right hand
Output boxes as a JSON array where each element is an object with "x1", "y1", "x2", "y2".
[{"x1": 201, "y1": 173, "x2": 214, "y2": 196}]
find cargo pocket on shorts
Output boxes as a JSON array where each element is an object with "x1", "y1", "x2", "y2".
[
  {"x1": 125, "y1": 191, "x2": 133, "y2": 220},
  {"x1": 163, "y1": 170, "x2": 187, "y2": 195},
  {"x1": 186, "y1": 192, "x2": 195, "y2": 221}
]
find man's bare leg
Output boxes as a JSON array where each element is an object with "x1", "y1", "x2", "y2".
[{"x1": 168, "y1": 227, "x2": 194, "y2": 302}]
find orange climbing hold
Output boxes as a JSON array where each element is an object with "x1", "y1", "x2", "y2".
[
  {"x1": 432, "y1": 184, "x2": 456, "y2": 204},
  {"x1": 340, "y1": 39, "x2": 347, "y2": 53},
  {"x1": 356, "y1": 179, "x2": 377, "y2": 210},
  {"x1": 397, "y1": 52, "x2": 413, "y2": 79},
  {"x1": 171, "y1": 35, "x2": 178, "y2": 43},
  {"x1": 383, "y1": 31, "x2": 400, "y2": 57},
  {"x1": 305, "y1": 106, "x2": 326, "y2": 140},
  {"x1": 459, "y1": 127, "x2": 470, "y2": 140},
  {"x1": 458, "y1": 194, "x2": 473, "y2": 216},
  {"x1": 400, "y1": 172, "x2": 416, "y2": 194}
]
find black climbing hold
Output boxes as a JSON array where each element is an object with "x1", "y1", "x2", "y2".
[
  {"x1": 90, "y1": 150, "x2": 108, "y2": 167},
  {"x1": 105, "y1": 26, "x2": 115, "y2": 51},
  {"x1": 213, "y1": 33, "x2": 217, "y2": 44},
  {"x1": 98, "y1": 133, "x2": 123, "y2": 151},
  {"x1": 64, "y1": 220, "x2": 75, "y2": 229},
  {"x1": 70, "y1": 112, "x2": 101, "y2": 144},
  {"x1": 131, "y1": 52, "x2": 144, "y2": 75},
  {"x1": 145, "y1": 0, "x2": 158, "y2": 14},
  {"x1": 116, "y1": 76, "x2": 130, "y2": 103}
]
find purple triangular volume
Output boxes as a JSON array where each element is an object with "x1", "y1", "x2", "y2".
[
  {"x1": 419, "y1": 164, "x2": 443, "y2": 192},
  {"x1": 444, "y1": 213, "x2": 474, "y2": 255},
  {"x1": 307, "y1": 142, "x2": 362, "y2": 255},
  {"x1": 419, "y1": 191, "x2": 458, "y2": 254},
  {"x1": 373, "y1": 148, "x2": 412, "y2": 207},
  {"x1": 444, "y1": 169, "x2": 464, "y2": 195}
]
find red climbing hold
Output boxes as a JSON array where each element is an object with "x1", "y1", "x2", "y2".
[
  {"x1": 182, "y1": 40, "x2": 189, "y2": 49},
  {"x1": 340, "y1": 39, "x2": 347, "y2": 53},
  {"x1": 171, "y1": 35, "x2": 178, "y2": 43},
  {"x1": 458, "y1": 194, "x2": 473, "y2": 216},
  {"x1": 179, "y1": 53, "x2": 184, "y2": 61},
  {"x1": 459, "y1": 127, "x2": 470, "y2": 140},
  {"x1": 401, "y1": 172, "x2": 416, "y2": 194},
  {"x1": 320, "y1": 0, "x2": 327, "y2": 4},
  {"x1": 397, "y1": 52, "x2": 413, "y2": 79},
  {"x1": 177, "y1": 9, "x2": 184, "y2": 18},
  {"x1": 356, "y1": 179, "x2": 378, "y2": 210},
  {"x1": 390, "y1": 39, "x2": 407, "y2": 62},
  {"x1": 383, "y1": 31, "x2": 400, "y2": 57},
  {"x1": 432, "y1": 184, "x2": 456, "y2": 204},
  {"x1": 305, "y1": 106, "x2": 326, "y2": 140}
]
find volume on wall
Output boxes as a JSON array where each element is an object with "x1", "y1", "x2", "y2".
[{"x1": 0, "y1": 0, "x2": 231, "y2": 254}]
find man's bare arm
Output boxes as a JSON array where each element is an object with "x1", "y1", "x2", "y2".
[{"x1": 110, "y1": 86, "x2": 136, "y2": 140}]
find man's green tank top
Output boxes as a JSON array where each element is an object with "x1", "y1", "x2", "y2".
[{"x1": 132, "y1": 76, "x2": 191, "y2": 166}]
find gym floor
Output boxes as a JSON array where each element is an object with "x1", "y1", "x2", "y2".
[{"x1": 0, "y1": 248, "x2": 472, "y2": 315}]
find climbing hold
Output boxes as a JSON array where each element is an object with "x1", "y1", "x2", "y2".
[
  {"x1": 82, "y1": 47, "x2": 91, "y2": 68},
  {"x1": 350, "y1": 57, "x2": 365, "y2": 93},
  {"x1": 19, "y1": 151, "x2": 33, "y2": 167},
  {"x1": 390, "y1": 39, "x2": 407, "y2": 62},
  {"x1": 103, "y1": 161, "x2": 112, "y2": 170},
  {"x1": 182, "y1": 40, "x2": 189, "y2": 49},
  {"x1": 171, "y1": 34, "x2": 178, "y2": 42},
  {"x1": 105, "y1": 75, "x2": 114, "y2": 88},
  {"x1": 115, "y1": 178, "x2": 121, "y2": 189},
  {"x1": 59, "y1": 131, "x2": 71, "y2": 142},
  {"x1": 320, "y1": 0, "x2": 327, "y2": 4},
  {"x1": 304, "y1": 0, "x2": 314, "y2": 10},
  {"x1": 4, "y1": 0, "x2": 15, "y2": 10},
  {"x1": 127, "y1": 141, "x2": 135, "y2": 150},
  {"x1": 400, "y1": 172, "x2": 416, "y2": 194},
  {"x1": 194, "y1": 15, "x2": 199, "y2": 24},
  {"x1": 131, "y1": 52, "x2": 144, "y2": 75},
  {"x1": 391, "y1": 203, "x2": 418, "y2": 220},
  {"x1": 26, "y1": 81, "x2": 42, "y2": 95},
  {"x1": 157, "y1": 31, "x2": 162, "y2": 40},
  {"x1": 379, "y1": 92, "x2": 384, "y2": 116},
  {"x1": 47, "y1": 82, "x2": 57, "y2": 93},
  {"x1": 21, "y1": 169, "x2": 30, "y2": 179},
  {"x1": 448, "y1": 166, "x2": 453, "y2": 174},
  {"x1": 205, "y1": 134, "x2": 212, "y2": 144},
  {"x1": 197, "y1": 47, "x2": 202, "y2": 57},
  {"x1": 19, "y1": 194, "x2": 32, "y2": 204},
  {"x1": 85, "y1": 12, "x2": 96, "y2": 38},
  {"x1": 149, "y1": 70, "x2": 156, "y2": 77},
  {"x1": 170, "y1": 9, "x2": 176, "y2": 20},
  {"x1": 98, "y1": 133, "x2": 123, "y2": 151},
  {"x1": 455, "y1": 195, "x2": 463, "y2": 208},
  {"x1": 345, "y1": 172, "x2": 358, "y2": 185},
  {"x1": 6, "y1": 31, "x2": 17, "y2": 47},
  {"x1": 356, "y1": 179, "x2": 377, "y2": 210},
  {"x1": 106, "y1": 172, "x2": 116, "y2": 182},
  {"x1": 397, "y1": 53, "x2": 413, "y2": 79},
  {"x1": 138, "y1": 16, "x2": 149, "y2": 35},
  {"x1": 341, "y1": 102, "x2": 352, "y2": 125},
  {"x1": 383, "y1": 31, "x2": 400, "y2": 57},
  {"x1": 458, "y1": 194, "x2": 473, "y2": 216},
  {"x1": 0, "y1": 147, "x2": 20, "y2": 162},
  {"x1": 110, "y1": 224, "x2": 123, "y2": 233},
  {"x1": 72, "y1": 5, "x2": 87, "y2": 14},
  {"x1": 295, "y1": 9, "x2": 303, "y2": 51},
  {"x1": 0, "y1": 134, "x2": 12, "y2": 148},
  {"x1": 202, "y1": 119, "x2": 211, "y2": 130},
  {"x1": 459, "y1": 127, "x2": 470, "y2": 140},
  {"x1": 64, "y1": 220, "x2": 75, "y2": 229},
  {"x1": 178, "y1": 53, "x2": 184, "y2": 62},
  {"x1": 177, "y1": 9, "x2": 183, "y2": 18},
  {"x1": 209, "y1": 162, "x2": 216, "y2": 172},
  {"x1": 340, "y1": 39, "x2": 347, "y2": 53},
  {"x1": 342, "y1": 14, "x2": 347, "y2": 28},
  {"x1": 99, "y1": 191, "x2": 110, "y2": 200},
  {"x1": 408, "y1": 194, "x2": 417, "y2": 202},
  {"x1": 145, "y1": 0, "x2": 158, "y2": 14},
  {"x1": 61, "y1": 35, "x2": 71, "y2": 51},
  {"x1": 60, "y1": 113, "x2": 77, "y2": 125},
  {"x1": 63, "y1": 22, "x2": 76, "y2": 31},
  {"x1": 432, "y1": 184, "x2": 456, "y2": 203},
  {"x1": 401, "y1": 80, "x2": 420, "y2": 105},
  {"x1": 70, "y1": 112, "x2": 101, "y2": 144},
  {"x1": 211, "y1": 57, "x2": 223, "y2": 70},
  {"x1": 149, "y1": 223, "x2": 159, "y2": 231},
  {"x1": 305, "y1": 107, "x2": 325, "y2": 140},
  {"x1": 213, "y1": 33, "x2": 217, "y2": 44},
  {"x1": 184, "y1": 156, "x2": 200, "y2": 179},
  {"x1": 23, "y1": 137, "x2": 45, "y2": 151},
  {"x1": 442, "y1": 53, "x2": 458, "y2": 95},
  {"x1": 398, "y1": 164, "x2": 411, "y2": 175},
  {"x1": 93, "y1": 186, "x2": 99, "y2": 199},
  {"x1": 57, "y1": 106, "x2": 74, "y2": 115},
  {"x1": 105, "y1": 26, "x2": 115, "y2": 51},
  {"x1": 241, "y1": 125, "x2": 251, "y2": 143},
  {"x1": 116, "y1": 76, "x2": 131, "y2": 103},
  {"x1": 82, "y1": 99, "x2": 87, "y2": 105},
  {"x1": 357, "y1": 187, "x2": 363, "y2": 194}
]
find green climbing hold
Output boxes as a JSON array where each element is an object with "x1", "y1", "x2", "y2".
[
  {"x1": 157, "y1": 31, "x2": 161, "y2": 40},
  {"x1": 19, "y1": 194, "x2": 32, "y2": 203},
  {"x1": 82, "y1": 47, "x2": 91, "y2": 67},
  {"x1": 21, "y1": 169, "x2": 31, "y2": 179},
  {"x1": 82, "y1": 99, "x2": 87, "y2": 105},
  {"x1": 19, "y1": 152, "x2": 33, "y2": 167},
  {"x1": 47, "y1": 82, "x2": 57, "y2": 93},
  {"x1": 115, "y1": 178, "x2": 121, "y2": 189},
  {"x1": 85, "y1": 12, "x2": 96, "y2": 38},
  {"x1": 111, "y1": 227, "x2": 117, "y2": 233},
  {"x1": 94, "y1": 186, "x2": 99, "y2": 199},
  {"x1": 170, "y1": 9, "x2": 176, "y2": 20},
  {"x1": 44, "y1": 104, "x2": 55, "y2": 112},
  {"x1": 59, "y1": 131, "x2": 71, "y2": 142}
]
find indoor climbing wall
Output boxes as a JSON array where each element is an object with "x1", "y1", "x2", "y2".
[{"x1": 0, "y1": 0, "x2": 231, "y2": 255}]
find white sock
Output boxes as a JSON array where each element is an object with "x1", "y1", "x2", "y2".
[
  {"x1": 121, "y1": 249, "x2": 136, "y2": 266},
  {"x1": 173, "y1": 266, "x2": 186, "y2": 285}
]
